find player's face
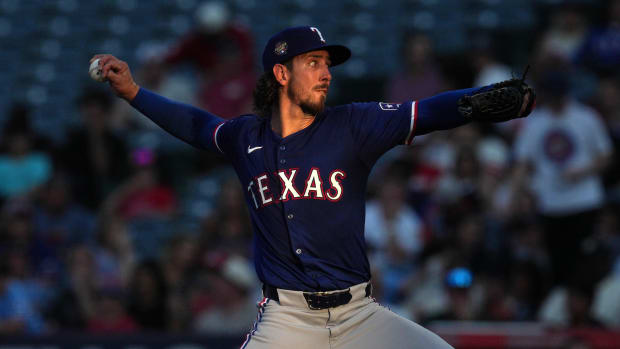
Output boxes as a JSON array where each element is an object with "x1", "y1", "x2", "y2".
[{"x1": 287, "y1": 50, "x2": 332, "y2": 115}]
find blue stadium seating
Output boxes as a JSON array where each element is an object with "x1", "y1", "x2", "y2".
[{"x1": 1, "y1": 0, "x2": 543, "y2": 139}]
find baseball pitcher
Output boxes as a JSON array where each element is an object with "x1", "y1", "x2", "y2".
[{"x1": 92, "y1": 26, "x2": 534, "y2": 349}]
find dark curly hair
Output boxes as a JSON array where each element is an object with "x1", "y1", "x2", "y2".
[{"x1": 252, "y1": 61, "x2": 292, "y2": 118}]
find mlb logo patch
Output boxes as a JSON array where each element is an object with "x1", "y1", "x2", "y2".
[
  {"x1": 274, "y1": 41, "x2": 288, "y2": 56},
  {"x1": 379, "y1": 102, "x2": 401, "y2": 111}
]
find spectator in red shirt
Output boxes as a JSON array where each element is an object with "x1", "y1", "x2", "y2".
[{"x1": 161, "y1": 1, "x2": 256, "y2": 118}]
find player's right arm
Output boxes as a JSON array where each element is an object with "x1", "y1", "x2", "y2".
[{"x1": 91, "y1": 54, "x2": 226, "y2": 152}]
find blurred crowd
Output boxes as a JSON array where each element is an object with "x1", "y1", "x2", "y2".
[{"x1": 1, "y1": 0, "x2": 620, "y2": 339}]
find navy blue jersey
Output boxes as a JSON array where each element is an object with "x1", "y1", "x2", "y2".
[
  {"x1": 214, "y1": 102, "x2": 416, "y2": 291},
  {"x1": 131, "y1": 87, "x2": 475, "y2": 292}
]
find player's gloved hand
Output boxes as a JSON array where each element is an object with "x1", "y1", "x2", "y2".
[{"x1": 458, "y1": 67, "x2": 536, "y2": 122}]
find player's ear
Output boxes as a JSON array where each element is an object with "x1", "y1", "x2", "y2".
[{"x1": 273, "y1": 64, "x2": 289, "y2": 86}]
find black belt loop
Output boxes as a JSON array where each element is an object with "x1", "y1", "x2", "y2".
[
  {"x1": 263, "y1": 284, "x2": 280, "y2": 302},
  {"x1": 365, "y1": 282, "x2": 372, "y2": 297}
]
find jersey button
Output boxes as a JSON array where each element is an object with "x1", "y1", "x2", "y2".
[
  {"x1": 279, "y1": 145, "x2": 286, "y2": 151},
  {"x1": 280, "y1": 159, "x2": 286, "y2": 164},
  {"x1": 296, "y1": 248, "x2": 302, "y2": 255},
  {"x1": 287, "y1": 214, "x2": 294, "y2": 219}
]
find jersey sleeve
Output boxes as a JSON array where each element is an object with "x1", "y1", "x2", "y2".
[
  {"x1": 345, "y1": 87, "x2": 485, "y2": 166},
  {"x1": 347, "y1": 101, "x2": 416, "y2": 166},
  {"x1": 131, "y1": 88, "x2": 228, "y2": 153},
  {"x1": 212, "y1": 117, "x2": 246, "y2": 156}
]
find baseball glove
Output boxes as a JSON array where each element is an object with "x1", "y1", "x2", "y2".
[{"x1": 458, "y1": 66, "x2": 536, "y2": 122}]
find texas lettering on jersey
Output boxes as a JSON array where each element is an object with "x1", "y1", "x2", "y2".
[{"x1": 246, "y1": 168, "x2": 347, "y2": 208}]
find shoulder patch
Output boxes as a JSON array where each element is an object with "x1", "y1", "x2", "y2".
[{"x1": 378, "y1": 102, "x2": 401, "y2": 111}]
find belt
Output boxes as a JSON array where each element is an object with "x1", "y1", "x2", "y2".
[{"x1": 262, "y1": 283, "x2": 372, "y2": 310}]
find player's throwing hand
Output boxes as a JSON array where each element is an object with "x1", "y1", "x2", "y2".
[{"x1": 89, "y1": 54, "x2": 140, "y2": 101}]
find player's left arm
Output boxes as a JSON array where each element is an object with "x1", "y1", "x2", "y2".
[
  {"x1": 414, "y1": 77, "x2": 535, "y2": 136},
  {"x1": 347, "y1": 79, "x2": 534, "y2": 166}
]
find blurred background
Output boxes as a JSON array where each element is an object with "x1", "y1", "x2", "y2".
[{"x1": 1, "y1": 0, "x2": 620, "y2": 348}]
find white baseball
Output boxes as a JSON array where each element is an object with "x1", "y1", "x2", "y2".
[{"x1": 89, "y1": 58, "x2": 105, "y2": 82}]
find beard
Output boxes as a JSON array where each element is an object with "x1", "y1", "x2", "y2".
[{"x1": 287, "y1": 75, "x2": 326, "y2": 116}]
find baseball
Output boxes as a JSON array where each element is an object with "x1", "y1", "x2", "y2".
[{"x1": 89, "y1": 58, "x2": 105, "y2": 82}]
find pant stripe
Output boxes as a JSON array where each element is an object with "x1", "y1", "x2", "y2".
[{"x1": 239, "y1": 297, "x2": 270, "y2": 349}]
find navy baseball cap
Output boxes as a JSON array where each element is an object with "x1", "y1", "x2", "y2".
[{"x1": 262, "y1": 26, "x2": 351, "y2": 73}]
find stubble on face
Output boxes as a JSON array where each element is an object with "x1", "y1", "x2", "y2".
[{"x1": 286, "y1": 71, "x2": 327, "y2": 116}]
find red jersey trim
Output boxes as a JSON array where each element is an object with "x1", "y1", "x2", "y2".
[
  {"x1": 213, "y1": 122, "x2": 225, "y2": 153},
  {"x1": 405, "y1": 101, "x2": 417, "y2": 146}
]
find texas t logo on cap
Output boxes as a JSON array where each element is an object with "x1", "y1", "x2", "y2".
[
  {"x1": 310, "y1": 27, "x2": 326, "y2": 43},
  {"x1": 262, "y1": 26, "x2": 351, "y2": 72}
]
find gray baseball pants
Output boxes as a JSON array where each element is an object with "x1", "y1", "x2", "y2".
[{"x1": 240, "y1": 282, "x2": 454, "y2": 349}]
